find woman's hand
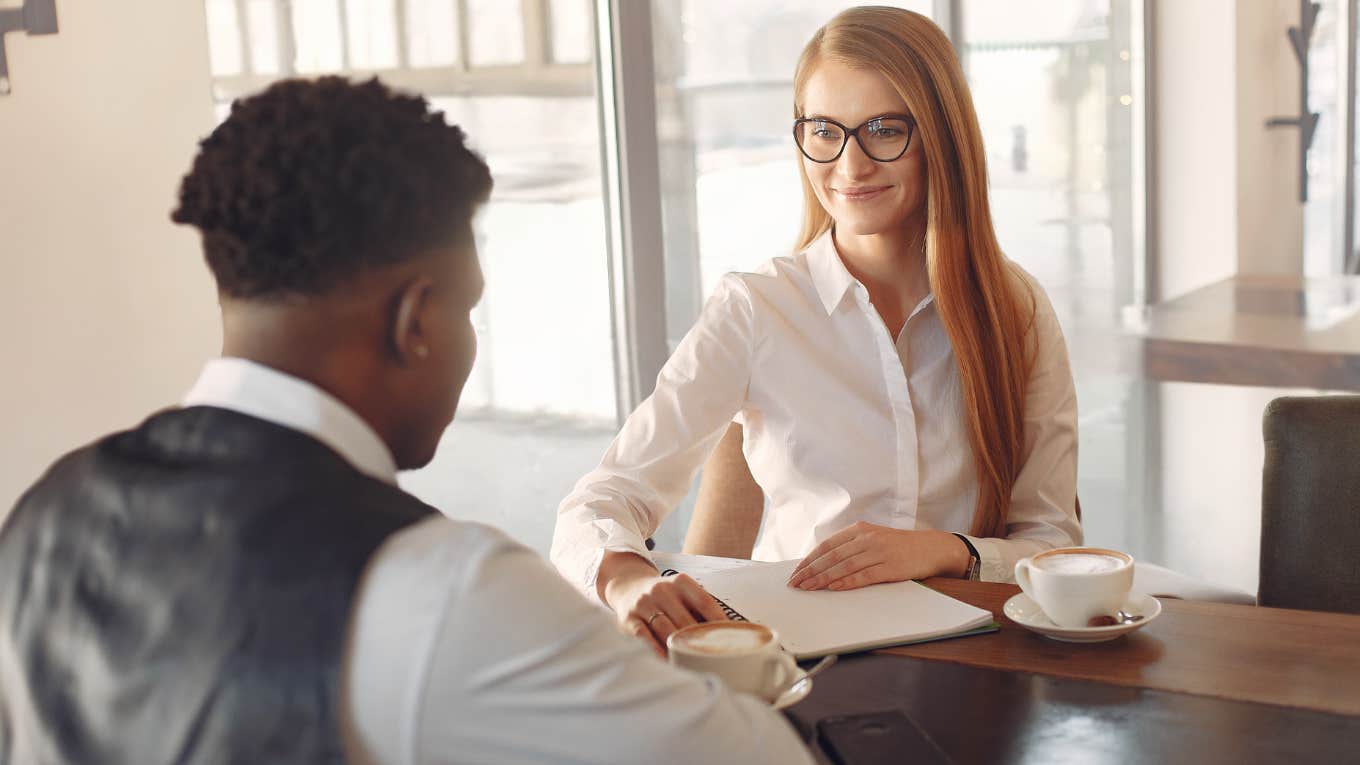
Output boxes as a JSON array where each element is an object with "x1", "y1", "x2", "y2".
[
  {"x1": 600, "y1": 554, "x2": 730, "y2": 656},
  {"x1": 786, "y1": 523, "x2": 970, "y2": 591}
]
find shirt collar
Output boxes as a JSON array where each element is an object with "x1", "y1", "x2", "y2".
[
  {"x1": 182, "y1": 357, "x2": 399, "y2": 485},
  {"x1": 806, "y1": 228, "x2": 860, "y2": 315},
  {"x1": 805, "y1": 228, "x2": 937, "y2": 319}
]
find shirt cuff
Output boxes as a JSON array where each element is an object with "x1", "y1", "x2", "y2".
[
  {"x1": 581, "y1": 541, "x2": 656, "y2": 605},
  {"x1": 960, "y1": 534, "x2": 1012, "y2": 584}
]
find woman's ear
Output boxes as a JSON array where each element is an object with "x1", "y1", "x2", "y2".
[{"x1": 391, "y1": 275, "x2": 436, "y2": 365}]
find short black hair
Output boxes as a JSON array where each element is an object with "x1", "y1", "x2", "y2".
[{"x1": 172, "y1": 77, "x2": 492, "y2": 299}]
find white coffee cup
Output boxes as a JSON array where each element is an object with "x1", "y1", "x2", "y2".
[
  {"x1": 667, "y1": 622, "x2": 798, "y2": 702},
  {"x1": 1013, "y1": 547, "x2": 1135, "y2": 629}
]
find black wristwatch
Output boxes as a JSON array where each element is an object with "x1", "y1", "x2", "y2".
[{"x1": 952, "y1": 533, "x2": 981, "y2": 581}]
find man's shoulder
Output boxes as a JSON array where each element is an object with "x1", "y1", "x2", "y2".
[
  {"x1": 380, "y1": 515, "x2": 523, "y2": 562},
  {"x1": 362, "y1": 516, "x2": 576, "y2": 628}
]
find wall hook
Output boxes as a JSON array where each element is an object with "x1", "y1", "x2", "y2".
[
  {"x1": 0, "y1": 0, "x2": 58, "y2": 96},
  {"x1": 1266, "y1": 1, "x2": 1322, "y2": 203}
]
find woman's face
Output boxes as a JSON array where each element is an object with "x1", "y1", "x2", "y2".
[{"x1": 799, "y1": 61, "x2": 927, "y2": 238}]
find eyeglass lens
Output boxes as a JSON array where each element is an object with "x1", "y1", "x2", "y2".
[{"x1": 795, "y1": 117, "x2": 912, "y2": 163}]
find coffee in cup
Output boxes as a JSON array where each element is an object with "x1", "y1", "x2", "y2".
[
  {"x1": 1014, "y1": 547, "x2": 1134, "y2": 630},
  {"x1": 668, "y1": 622, "x2": 798, "y2": 702}
]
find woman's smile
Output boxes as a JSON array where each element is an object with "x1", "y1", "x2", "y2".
[{"x1": 834, "y1": 184, "x2": 892, "y2": 202}]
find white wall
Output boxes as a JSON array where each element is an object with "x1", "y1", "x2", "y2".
[
  {"x1": 1155, "y1": 0, "x2": 1304, "y2": 297},
  {"x1": 1154, "y1": 0, "x2": 1238, "y2": 299},
  {"x1": 1235, "y1": 0, "x2": 1306, "y2": 275},
  {"x1": 0, "y1": 2, "x2": 220, "y2": 516}
]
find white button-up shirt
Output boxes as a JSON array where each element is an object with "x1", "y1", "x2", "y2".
[
  {"x1": 180, "y1": 359, "x2": 812, "y2": 765},
  {"x1": 552, "y1": 231, "x2": 1081, "y2": 591}
]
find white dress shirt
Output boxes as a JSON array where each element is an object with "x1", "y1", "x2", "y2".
[
  {"x1": 552, "y1": 230, "x2": 1081, "y2": 591},
  {"x1": 183, "y1": 358, "x2": 813, "y2": 765}
]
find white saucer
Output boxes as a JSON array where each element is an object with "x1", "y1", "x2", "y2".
[
  {"x1": 770, "y1": 668, "x2": 812, "y2": 710},
  {"x1": 1004, "y1": 592, "x2": 1161, "y2": 643}
]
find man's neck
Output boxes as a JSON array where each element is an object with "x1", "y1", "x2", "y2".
[{"x1": 220, "y1": 304, "x2": 399, "y2": 469}]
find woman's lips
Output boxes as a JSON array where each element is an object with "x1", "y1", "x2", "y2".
[{"x1": 835, "y1": 185, "x2": 890, "y2": 202}]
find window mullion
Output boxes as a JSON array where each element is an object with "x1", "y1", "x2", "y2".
[{"x1": 593, "y1": 0, "x2": 669, "y2": 423}]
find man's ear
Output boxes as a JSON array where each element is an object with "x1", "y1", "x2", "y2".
[{"x1": 391, "y1": 275, "x2": 436, "y2": 365}]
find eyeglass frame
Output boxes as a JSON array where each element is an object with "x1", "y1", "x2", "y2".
[{"x1": 792, "y1": 114, "x2": 917, "y2": 163}]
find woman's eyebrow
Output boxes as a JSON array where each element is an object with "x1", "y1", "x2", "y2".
[{"x1": 800, "y1": 112, "x2": 913, "y2": 123}]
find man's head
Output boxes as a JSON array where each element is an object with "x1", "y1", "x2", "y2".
[{"x1": 172, "y1": 77, "x2": 492, "y2": 469}]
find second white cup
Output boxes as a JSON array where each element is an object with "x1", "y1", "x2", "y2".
[{"x1": 1014, "y1": 546, "x2": 1134, "y2": 629}]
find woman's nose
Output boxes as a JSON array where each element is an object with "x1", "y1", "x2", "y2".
[{"x1": 837, "y1": 135, "x2": 877, "y2": 179}]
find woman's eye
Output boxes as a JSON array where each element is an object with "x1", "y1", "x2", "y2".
[{"x1": 813, "y1": 128, "x2": 838, "y2": 140}]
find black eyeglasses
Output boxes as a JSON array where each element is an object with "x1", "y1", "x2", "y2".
[{"x1": 793, "y1": 114, "x2": 916, "y2": 163}]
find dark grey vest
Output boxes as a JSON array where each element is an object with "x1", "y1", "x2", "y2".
[{"x1": 0, "y1": 407, "x2": 433, "y2": 764}]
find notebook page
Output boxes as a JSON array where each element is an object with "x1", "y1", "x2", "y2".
[{"x1": 690, "y1": 559, "x2": 994, "y2": 659}]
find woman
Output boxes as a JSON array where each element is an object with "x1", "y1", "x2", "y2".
[{"x1": 551, "y1": 7, "x2": 1080, "y2": 654}]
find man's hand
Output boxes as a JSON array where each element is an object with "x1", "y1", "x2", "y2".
[
  {"x1": 598, "y1": 552, "x2": 730, "y2": 656},
  {"x1": 785, "y1": 523, "x2": 970, "y2": 591}
]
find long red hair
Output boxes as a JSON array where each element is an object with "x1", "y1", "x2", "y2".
[{"x1": 794, "y1": 7, "x2": 1037, "y2": 538}]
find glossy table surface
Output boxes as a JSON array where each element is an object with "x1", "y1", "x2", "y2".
[
  {"x1": 1139, "y1": 274, "x2": 1360, "y2": 390},
  {"x1": 783, "y1": 578, "x2": 1360, "y2": 763},
  {"x1": 896, "y1": 578, "x2": 1360, "y2": 716}
]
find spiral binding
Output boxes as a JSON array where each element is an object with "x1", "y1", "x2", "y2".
[{"x1": 660, "y1": 568, "x2": 748, "y2": 622}]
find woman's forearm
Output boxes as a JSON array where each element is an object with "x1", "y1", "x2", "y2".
[{"x1": 596, "y1": 550, "x2": 660, "y2": 606}]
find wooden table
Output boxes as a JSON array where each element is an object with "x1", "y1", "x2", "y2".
[
  {"x1": 902, "y1": 579, "x2": 1360, "y2": 715},
  {"x1": 783, "y1": 578, "x2": 1360, "y2": 763},
  {"x1": 1140, "y1": 274, "x2": 1360, "y2": 391}
]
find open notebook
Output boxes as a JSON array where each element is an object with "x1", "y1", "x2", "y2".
[{"x1": 654, "y1": 553, "x2": 997, "y2": 660}]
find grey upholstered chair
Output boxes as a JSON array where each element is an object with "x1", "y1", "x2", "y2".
[{"x1": 1259, "y1": 395, "x2": 1360, "y2": 614}]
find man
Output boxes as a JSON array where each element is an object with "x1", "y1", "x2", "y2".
[{"x1": 0, "y1": 77, "x2": 812, "y2": 765}]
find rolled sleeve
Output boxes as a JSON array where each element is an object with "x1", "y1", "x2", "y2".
[{"x1": 551, "y1": 275, "x2": 757, "y2": 598}]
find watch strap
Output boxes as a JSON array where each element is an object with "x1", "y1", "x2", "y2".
[{"x1": 951, "y1": 533, "x2": 982, "y2": 581}]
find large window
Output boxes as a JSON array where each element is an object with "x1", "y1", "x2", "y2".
[
  {"x1": 961, "y1": 0, "x2": 1148, "y2": 572},
  {"x1": 1304, "y1": 0, "x2": 1348, "y2": 276}
]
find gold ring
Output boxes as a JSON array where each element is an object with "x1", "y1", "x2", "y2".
[{"x1": 646, "y1": 611, "x2": 665, "y2": 626}]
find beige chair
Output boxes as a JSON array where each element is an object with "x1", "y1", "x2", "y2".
[{"x1": 684, "y1": 423, "x2": 763, "y2": 558}]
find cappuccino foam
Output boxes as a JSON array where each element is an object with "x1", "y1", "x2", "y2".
[
  {"x1": 1035, "y1": 552, "x2": 1125, "y2": 575},
  {"x1": 674, "y1": 625, "x2": 771, "y2": 655}
]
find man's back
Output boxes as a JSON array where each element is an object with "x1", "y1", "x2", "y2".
[
  {"x1": 0, "y1": 399, "x2": 815, "y2": 765},
  {"x1": 0, "y1": 406, "x2": 430, "y2": 764}
]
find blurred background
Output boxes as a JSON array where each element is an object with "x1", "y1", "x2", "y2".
[{"x1": 4, "y1": 0, "x2": 1358, "y2": 595}]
